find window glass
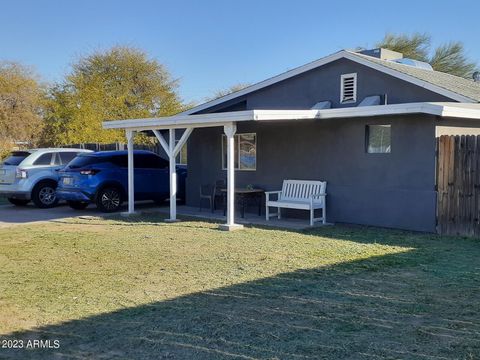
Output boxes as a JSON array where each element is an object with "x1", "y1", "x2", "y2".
[
  {"x1": 33, "y1": 153, "x2": 53, "y2": 166},
  {"x1": 367, "y1": 125, "x2": 391, "y2": 153},
  {"x1": 68, "y1": 155, "x2": 104, "y2": 169},
  {"x1": 222, "y1": 133, "x2": 255, "y2": 170},
  {"x1": 2, "y1": 151, "x2": 31, "y2": 166},
  {"x1": 145, "y1": 154, "x2": 168, "y2": 169},
  {"x1": 59, "y1": 152, "x2": 80, "y2": 165},
  {"x1": 134, "y1": 154, "x2": 150, "y2": 169},
  {"x1": 110, "y1": 155, "x2": 128, "y2": 168},
  {"x1": 239, "y1": 134, "x2": 256, "y2": 170},
  {"x1": 133, "y1": 154, "x2": 168, "y2": 169}
]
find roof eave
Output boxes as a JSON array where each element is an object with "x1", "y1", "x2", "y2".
[{"x1": 102, "y1": 103, "x2": 480, "y2": 131}]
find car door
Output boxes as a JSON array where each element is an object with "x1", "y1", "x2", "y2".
[
  {"x1": 150, "y1": 154, "x2": 169, "y2": 198},
  {"x1": 133, "y1": 154, "x2": 154, "y2": 200},
  {"x1": 133, "y1": 154, "x2": 169, "y2": 200}
]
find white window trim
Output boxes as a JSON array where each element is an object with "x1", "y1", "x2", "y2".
[
  {"x1": 222, "y1": 133, "x2": 257, "y2": 171},
  {"x1": 340, "y1": 73, "x2": 357, "y2": 104}
]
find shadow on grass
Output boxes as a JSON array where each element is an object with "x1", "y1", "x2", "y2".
[{"x1": 2, "y1": 236, "x2": 480, "y2": 360}]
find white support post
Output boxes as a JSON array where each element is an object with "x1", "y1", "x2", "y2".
[
  {"x1": 219, "y1": 123, "x2": 243, "y2": 231},
  {"x1": 153, "y1": 128, "x2": 193, "y2": 223},
  {"x1": 123, "y1": 129, "x2": 135, "y2": 215},
  {"x1": 166, "y1": 129, "x2": 178, "y2": 222}
]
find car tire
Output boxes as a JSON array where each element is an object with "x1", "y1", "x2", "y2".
[
  {"x1": 96, "y1": 187, "x2": 123, "y2": 213},
  {"x1": 31, "y1": 180, "x2": 59, "y2": 208},
  {"x1": 7, "y1": 198, "x2": 30, "y2": 206},
  {"x1": 67, "y1": 201, "x2": 89, "y2": 210}
]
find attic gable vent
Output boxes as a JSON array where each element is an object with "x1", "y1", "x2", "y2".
[{"x1": 340, "y1": 73, "x2": 357, "y2": 103}]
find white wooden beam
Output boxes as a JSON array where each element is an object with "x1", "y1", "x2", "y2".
[
  {"x1": 126, "y1": 130, "x2": 135, "y2": 214},
  {"x1": 173, "y1": 128, "x2": 193, "y2": 157},
  {"x1": 152, "y1": 130, "x2": 169, "y2": 155}
]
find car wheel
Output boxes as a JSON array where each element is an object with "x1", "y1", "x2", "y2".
[
  {"x1": 7, "y1": 198, "x2": 30, "y2": 206},
  {"x1": 96, "y1": 187, "x2": 122, "y2": 213},
  {"x1": 31, "y1": 181, "x2": 59, "y2": 208},
  {"x1": 67, "y1": 201, "x2": 89, "y2": 210}
]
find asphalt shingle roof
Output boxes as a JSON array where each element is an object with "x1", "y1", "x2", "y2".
[{"x1": 350, "y1": 51, "x2": 480, "y2": 102}]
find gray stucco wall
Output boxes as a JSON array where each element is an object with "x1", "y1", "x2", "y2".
[
  {"x1": 197, "y1": 58, "x2": 454, "y2": 114},
  {"x1": 186, "y1": 114, "x2": 438, "y2": 232},
  {"x1": 184, "y1": 57, "x2": 461, "y2": 232}
]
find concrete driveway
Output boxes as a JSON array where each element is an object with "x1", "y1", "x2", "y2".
[{"x1": 0, "y1": 202, "x2": 161, "y2": 228}]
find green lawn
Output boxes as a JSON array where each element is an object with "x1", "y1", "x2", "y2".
[{"x1": 0, "y1": 214, "x2": 479, "y2": 359}]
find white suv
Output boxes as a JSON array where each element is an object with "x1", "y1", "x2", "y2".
[{"x1": 0, "y1": 148, "x2": 92, "y2": 208}]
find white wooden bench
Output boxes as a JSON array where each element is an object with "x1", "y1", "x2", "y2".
[{"x1": 265, "y1": 180, "x2": 327, "y2": 226}]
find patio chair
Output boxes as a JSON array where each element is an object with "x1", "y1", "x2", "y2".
[
  {"x1": 213, "y1": 179, "x2": 226, "y2": 211},
  {"x1": 199, "y1": 184, "x2": 215, "y2": 212}
]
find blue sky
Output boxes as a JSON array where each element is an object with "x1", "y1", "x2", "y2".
[{"x1": 1, "y1": 0, "x2": 479, "y2": 104}]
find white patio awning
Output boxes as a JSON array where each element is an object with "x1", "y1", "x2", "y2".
[
  {"x1": 103, "y1": 102, "x2": 480, "y2": 132},
  {"x1": 102, "y1": 102, "x2": 480, "y2": 230}
]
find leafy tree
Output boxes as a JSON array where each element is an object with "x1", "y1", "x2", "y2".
[
  {"x1": 375, "y1": 33, "x2": 478, "y2": 78},
  {"x1": 0, "y1": 62, "x2": 44, "y2": 154},
  {"x1": 42, "y1": 46, "x2": 185, "y2": 145},
  {"x1": 207, "y1": 83, "x2": 251, "y2": 101}
]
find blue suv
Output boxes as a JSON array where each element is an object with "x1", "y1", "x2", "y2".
[{"x1": 57, "y1": 150, "x2": 186, "y2": 212}]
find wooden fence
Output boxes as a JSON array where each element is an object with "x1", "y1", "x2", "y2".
[{"x1": 437, "y1": 135, "x2": 480, "y2": 236}]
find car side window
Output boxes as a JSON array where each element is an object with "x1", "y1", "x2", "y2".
[
  {"x1": 133, "y1": 154, "x2": 149, "y2": 169},
  {"x1": 153, "y1": 156, "x2": 169, "y2": 169},
  {"x1": 59, "y1": 152, "x2": 80, "y2": 165},
  {"x1": 33, "y1": 153, "x2": 53, "y2": 166},
  {"x1": 135, "y1": 154, "x2": 168, "y2": 169},
  {"x1": 110, "y1": 155, "x2": 128, "y2": 168}
]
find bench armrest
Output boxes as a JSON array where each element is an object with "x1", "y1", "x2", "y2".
[
  {"x1": 265, "y1": 190, "x2": 282, "y2": 201},
  {"x1": 310, "y1": 193, "x2": 327, "y2": 202},
  {"x1": 310, "y1": 192, "x2": 327, "y2": 197}
]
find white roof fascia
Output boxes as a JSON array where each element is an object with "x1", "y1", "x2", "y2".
[
  {"x1": 103, "y1": 110, "x2": 255, "y2": 130},
  {"x1": 102, "y1": 103, "x2": 480, "y2": 131}
]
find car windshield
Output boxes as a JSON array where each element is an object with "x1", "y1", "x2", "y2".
[
  {"x1": 67, "y1": 155, "x2": 103, "y2": 169},
  {"x1": 2, "y1": 151, "x2": 31, "y2": 166}
]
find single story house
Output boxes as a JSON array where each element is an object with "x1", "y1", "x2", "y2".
[{"x1": 104, "y1": 48, "x2": 480, "y2": 232}]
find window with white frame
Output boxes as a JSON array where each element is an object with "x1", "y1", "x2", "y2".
[
  {"x1": 340, "y1": 73, "x2": 357, "y2": 103},
  {"x1": 175, "y1": 140, "x2": 187, "y2": 165},
  {"x1": 222, "y1": 133, "x2": 256, "y2": 170}
]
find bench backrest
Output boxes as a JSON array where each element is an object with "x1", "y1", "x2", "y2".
[{"x1": 280, "y1": 180, "x2": 326, "y2": 201}]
